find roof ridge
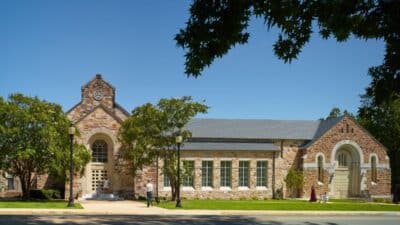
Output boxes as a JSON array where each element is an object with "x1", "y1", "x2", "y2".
[{"x1": 191, "y1": 118, "x2": 320, "y2": 122}]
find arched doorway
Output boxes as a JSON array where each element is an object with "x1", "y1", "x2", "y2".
[
  {"x1": 87, "y1": 133, "x2": 113, "y2": 196},
  {"x1": 333, "y1": 144, "x2": 361, "y2": 198}
]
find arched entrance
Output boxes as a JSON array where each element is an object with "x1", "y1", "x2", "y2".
[
  {"x1": 86, "y1": 133, "x2": 114, "y2": 196},
  {"x1": 332, "y1": 143, "x2": 361, "y2": 198}
]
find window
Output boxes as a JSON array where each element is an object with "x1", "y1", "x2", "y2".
[
  {"x1": 371, "y1": 156, "x2": 377, "y2": 183},
  {"x1": 317, "y1": 155, "x2": 324, "y2": 182},
  {"x1": 220, "y1": 161, "x2": 231, "y2": 187},
  {"x1": 239, "y1": 161, "x2": 249, "y2": 187},
  {"x1": 92, "y1": 140, "x2": 108, "y2": 162},
  {"x1": 91, "y1": 169, "x2": 107, "y2": 191},
  {"x1": 163, "y1": 163, "x2": 170, "y2": 187},
  {"x1": 256, "y1": 161, "x2": 268, "y2": 187},
  {"x1": 183, "y1": 160, "x2": 194, "y2": 187},
  {"x1": 7, "y1": 177, "x2": 14, "y2": 190},
  {"x1": 202, "y1": 161, "x2": 213, "y2": 187},
  {"x1": 338, "y1": 152, "x2": 348, "y2": 167}
]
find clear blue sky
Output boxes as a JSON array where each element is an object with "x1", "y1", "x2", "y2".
[{"x1": 1, "y1": 1, "x2": 385, "y2": 120}]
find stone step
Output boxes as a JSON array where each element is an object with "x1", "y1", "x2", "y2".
[{"x1": 79, "y1": 193, "x2": 124, "y2": 201}]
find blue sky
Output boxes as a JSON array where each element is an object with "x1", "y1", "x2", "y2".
[{"x1": 1, "y1": 1, "x2": 385, "y2": 120}]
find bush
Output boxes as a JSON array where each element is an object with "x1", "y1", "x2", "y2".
[
  {"x1": 285, "y1": 169, "x2": 304, "y2": 198},
  {"x1": 137, "y1": 195, "x2": 146, "y2": 201},
  {"x1": 373, "y1": 198, "x2": 392, "y2": 203},
  {"x1": 29, "y1": 189, "x2": 61, "y2": 199}
]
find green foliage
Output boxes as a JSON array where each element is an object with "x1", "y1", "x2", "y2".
[
  {"x1": 118, "y1": 96, "x2": 208, "y2": 199},
  {"x1": 285, "y1": 169, "x2": 304, "y2": 198},
  {"x1": 29, "y1": 189, "x2": 61, "y2": 200},
  {"x1": 176, "y1": 0, "x2": 400, "y2": 91},
  {"x1": 0, "y1": 200, "x2": 83, "y2": 209},
  {"x1": 359, "y1": 97, "x2": 400, "y2": 198},
  {"x1": 0, "y1": 93, "x2": 90, "y2": 199},
  {"x1": 325, "y1": 107, "x2": 354, "y2": 119}
]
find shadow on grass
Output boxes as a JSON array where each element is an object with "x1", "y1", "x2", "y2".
[{"x1": 0, "y1": 215, "x2": 351, "y2": 225}]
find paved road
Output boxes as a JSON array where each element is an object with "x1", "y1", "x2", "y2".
[{"x1": 0, "y1": 215, "x2": 398, "y2": 225}]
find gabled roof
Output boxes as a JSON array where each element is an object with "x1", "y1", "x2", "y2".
[
  {"x1": 182, "y1": 142, "x2": 279, "y2": 151},
  {"x1": 185, "y1": 118, "x2": 329, "y2": 140},
  {"x1": 73, "y1": 104, "x2": 124, "y2": 124},
  {"x1": 81, "y1": 74, "x2": 115, "y2": 91},
  {"x1": 300, "y1": 116, "x2": 344, "y2": 148},
  {"x1": 115, "y1": 102, "x2": 130, "y2": 117}
]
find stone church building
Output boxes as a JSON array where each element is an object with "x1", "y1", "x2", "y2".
[{"x1": 1, "y1": 75, "x2": 392, "y2": 200}]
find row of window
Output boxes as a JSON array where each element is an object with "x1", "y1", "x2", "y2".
[{"x1": 164, "y1": 160, "x2": 268, "y2": 188}]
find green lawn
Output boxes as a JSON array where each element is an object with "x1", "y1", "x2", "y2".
[
  {"x1": 157, "y1": 199, "x2": 400, "y2": 211},
  {"x1": 0, "y1": 200, "x2": 83, "y2": 209}
]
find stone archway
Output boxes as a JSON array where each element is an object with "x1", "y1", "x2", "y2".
[
  {"x1": 85, "y1": 133, "x2": 114, "y2": 197},
  {"x1": 331, "y1": 142, "x2": 362, "y2": 198}
]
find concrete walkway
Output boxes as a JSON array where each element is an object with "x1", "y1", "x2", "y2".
[{"x1": 0, "y1": 200, "x2": 399, "y2": 216}]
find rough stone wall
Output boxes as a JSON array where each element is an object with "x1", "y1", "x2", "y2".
[
  {"x1": 366, "y1": 169, "x2": 391, "y2": 197},
  {"x1": 303, "y1": 116, "x2": 391, "y2": 198},
  {"x1": 274, "y1": 140, "x2": 305, "y2": 198},
  {"x1": 65, "y1": 75, "x2": 130, "y2": 199},
  {"x1": 157, "y1": 150, "x2": 276, "y2": 200},
  {"x1": 0, "y1": 173, "x2": 21, "y2": 198}
]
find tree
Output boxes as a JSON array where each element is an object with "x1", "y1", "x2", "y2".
[
  {"x1": 118, "y1": 103, "x2": 162, "y2": 199},
  {"x1": 0, "y1": 94, "x2": 90, "y2": 199},
  {"x1": 118, "y1": 97, "x2": 208, "y2": 200},
  {"x1": 328, "y1": 107, "x2": 342, "y2": 118},
  {"x1": 285, "y1": 169, "x2": 304, "y2": 198},
  {"x1": 176, "y1": 1, "x2": 400, "y2": 89},
  {"x1": 325, "y1": 107, "x2": 353, "y2": 119},
  {"x1": 358, "y1": 96, "x2": 400, "y2": 202}
]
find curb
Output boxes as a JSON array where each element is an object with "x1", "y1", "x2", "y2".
[{"x1": 0, "y1": 209, "x2": 399, "y2": 216}]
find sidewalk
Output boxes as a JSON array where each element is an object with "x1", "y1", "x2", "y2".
[{"x1": 0, "y1": 200, "x2": 399, "y2": 216}]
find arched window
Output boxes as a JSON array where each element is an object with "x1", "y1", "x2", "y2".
[
  {"x1": 92, "y1": 140, "x2": 108, "y2": 162},
  {"x1": 371, "y1": 156, "x2": 377, "y2": 183},
  {"x1": 317, "y1": 155, "x2": 324, "y2": 182},
  {"x1": 338, "y1": 152, "x2": 348, "y2": 167}
]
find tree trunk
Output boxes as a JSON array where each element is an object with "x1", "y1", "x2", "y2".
[
  {"x1": 169, "y1": 179, "x2": 176, "y2": 201},
  {"x1": 19, "y1": 172, "x2": 31, "y2": 200},
  {"x1": 132, "y1": 178, "x2": 136, "y2": 200},
  {"x1": 390, "y1": 149, "x2": 400, "y2": 203}
]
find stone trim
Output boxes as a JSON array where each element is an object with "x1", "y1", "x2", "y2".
[
  {"x1": 73, "y1": 104, "x2": 124, "y2": 124},
  {"x1": 330, "y1": 140, "x2": 364, "y2": 164},
  {"x1": 368, "y1": 153, "x2": 379, "y2": 164}
]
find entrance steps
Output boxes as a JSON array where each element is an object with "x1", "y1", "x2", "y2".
[{"x1": 79, "y1": 193, "x2": 123, "y2": 201}]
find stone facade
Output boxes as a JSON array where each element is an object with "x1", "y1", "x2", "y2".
[
  {"x1": 302, "y1": 117, "x2": 391, "y2": 198},
  {"x1": 1, "y1": 75, "x2": 392, "y2": 200},
  {"x1": 62, "y1": 75, "x2": 390, "y2": 199},
  {"x1": 158, "y1": 150, "x2": 275, "y2": 200}
]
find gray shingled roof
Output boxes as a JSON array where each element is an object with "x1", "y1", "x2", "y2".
[
  {"x1": 185, "y1": 117, "x2": 343, "y2": 141},
  {"x1": 182, "y1": 142, "x2": 279, "y2": 151}
]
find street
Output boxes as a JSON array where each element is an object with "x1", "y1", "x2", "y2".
[{"x1": 0, "y1": 215, "x2": 398, "y2": 225}]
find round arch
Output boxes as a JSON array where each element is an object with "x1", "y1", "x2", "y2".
[
  {"x1": 330, "y1": 140, "x2": 362, "y2": 198},
  {"x1": 330, "y1": 140, "x2": 364, "y2": 165}
]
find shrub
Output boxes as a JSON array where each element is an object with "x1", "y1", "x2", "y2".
[
  {"x1": 285, "y1": 169, "x2": 304, "y2": 198},
  {"x1": 137, "y1": 195, "x2": 146, "y2": 201},
  {"x1": 29, "y1": 189, "x2": 61, "y2": 199},
  {"x1": 373, "y1": 198, "x2": 392, "y2": 203}
]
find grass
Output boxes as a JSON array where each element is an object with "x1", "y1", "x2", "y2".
[
  {"x1": 0, "y1": 200, "x2": 83, "y2": 209},
  {"x1": 157, "y1": 199, "x2": 400, "y2": 211}
]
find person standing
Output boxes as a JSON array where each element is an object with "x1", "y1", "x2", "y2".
[{"x1": 146, "y1": 180, "x2": 153, "y2": 207}]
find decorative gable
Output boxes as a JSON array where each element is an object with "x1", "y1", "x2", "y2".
[
  {"x1": 81, "y1": 74, "x2": 115, "y2": 111},
  {"x1": 67, "y1": 74, "x2": 129, "y2": 123},
  {"x1": 303, "y1": 116, "x2": 389, "y2": 165}
]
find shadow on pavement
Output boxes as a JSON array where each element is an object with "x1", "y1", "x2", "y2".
[
  {"x1": 0, "y1": 215, "x2": 355, "y2": 225},
  {"x1": 1, "y1": 215, "x2": 283, "y2": 225}
]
